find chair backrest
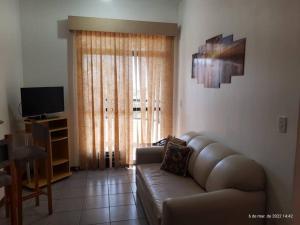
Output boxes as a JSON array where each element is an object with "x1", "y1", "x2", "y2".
[
  {"x1": 4, "y1": 127, "x2": 49, "y2": 165},
  {"x1": 7, "y1": 132, "x2": 33, "y2": 147},
  {"x1": 5, "y1": 132, "x2": 33, "y2": 159},
  {"x1": 31, "y1": 123, "x2": 50, "y2": 150}
]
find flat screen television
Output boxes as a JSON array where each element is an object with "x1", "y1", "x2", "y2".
[{"x1": 21, "y1": 87, "x2": 64, "y2": 118}]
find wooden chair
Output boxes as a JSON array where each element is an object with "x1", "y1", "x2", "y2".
[
  {"x1": 0, "y1": 140, "x2": 17, "y2": 225},
  {"x1": 30, "y1": 122, "x2": 53, "y2": 213},
  {"x1": 1, "y1": 172, "x2": 18, "y2": 225},
  {"x1": 5, "y1": 124, "x2": 53, "y2": 224}
]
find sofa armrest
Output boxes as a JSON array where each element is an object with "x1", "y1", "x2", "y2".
[
  {"x1": 136, "y1": 147, "x2": 164, "y2": 165},
  {"x1": 162, "y1": 189, "x2": 266, "y2": 225}
]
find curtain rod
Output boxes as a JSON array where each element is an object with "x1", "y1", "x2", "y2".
[{"x1": 68, "y1": 16, "x2": 178, "y2": 37}]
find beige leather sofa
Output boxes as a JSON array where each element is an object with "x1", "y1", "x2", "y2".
[{"x1": 136, "y1": 132, "x2": 266, "y2": 225}]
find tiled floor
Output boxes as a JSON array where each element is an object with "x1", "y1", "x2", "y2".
[{"x1": 0, "y1": 168, "x2": 148, "y2": 225}]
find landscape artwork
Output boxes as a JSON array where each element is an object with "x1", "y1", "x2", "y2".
[{"x1": 192, "y1": 34, "x2": 246, "y2": 88}]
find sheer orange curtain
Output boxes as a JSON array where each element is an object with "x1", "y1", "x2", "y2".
[{"x1": 75, "y1": 31, "x2": 173, "y2": 169}]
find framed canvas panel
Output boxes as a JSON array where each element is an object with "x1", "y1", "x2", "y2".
[{"x1": 192, "y1": 34, "x2": 246, "y2": 88}]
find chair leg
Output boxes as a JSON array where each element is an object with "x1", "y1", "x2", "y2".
[
  {"x1": 6, "y1": 185, "x2": 18, "y2": 225},
  {"x1": 34, "y1": 160, "x2": 40, "y2": 207},
  {"x1": 15, "y1": 164, "x2": 23, "y2": 225},
  {"x1": 4, "y1": 186, "x2": 10, "y2": 218},
  {"x1": 45, "y1": 158, "x2": 53, "y2": 215}
]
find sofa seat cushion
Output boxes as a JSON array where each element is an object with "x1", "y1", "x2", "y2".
[{"x1": 137, "y1": 163, "x2": 205, "y2": 220}]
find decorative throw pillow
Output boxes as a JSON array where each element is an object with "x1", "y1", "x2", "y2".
[
  {"x1": 161, "y1": 141, "x2": 192, "y2": 176},
  {"x1": 163, "y1": 135, "x2": 187, "y2": 155}
]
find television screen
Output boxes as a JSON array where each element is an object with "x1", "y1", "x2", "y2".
[{"x1": 21, "y1": 87, "x2": 64, "y2": 117}]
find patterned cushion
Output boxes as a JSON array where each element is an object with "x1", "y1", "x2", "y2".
[
  {"x1": 163, "y1": 135, "x2": 187, "y2": 155},
  {"x1": 161, "y1": 142, "x2": 192, "y2": 176}
]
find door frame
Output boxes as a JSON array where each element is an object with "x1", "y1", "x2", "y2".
[{"x1": 293, "y1": 102, "x2": 300, "y2": 224}]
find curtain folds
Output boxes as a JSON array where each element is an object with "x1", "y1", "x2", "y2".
[{"x1": 75, "y1": 31, "x2": 173, "y2": 169}]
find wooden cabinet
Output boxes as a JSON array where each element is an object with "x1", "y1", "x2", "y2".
[{"x1": 24, "y1": 117, "x2": 72, "y2": 188}]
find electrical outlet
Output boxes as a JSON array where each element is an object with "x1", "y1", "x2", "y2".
[{"x1": 278, "y1": 116, "x2": 288, "y2": 134}]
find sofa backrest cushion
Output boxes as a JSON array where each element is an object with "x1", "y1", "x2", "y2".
[
  {"x1": 186, "y1": 136, "x2": 214, "y2": 177},
  {"x1": 191, "y1": 143, "x2": 235, "y2": 188},
  {"x1": 179, "y1": 132, "x2": 200, "y2": 144},
  {"x1": 206, "y1": 155, "x2": 266, "y2": 192}
]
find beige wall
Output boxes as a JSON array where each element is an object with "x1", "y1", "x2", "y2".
[
  {"x1": 0, "y1": 0, "x2": 23, "y2": 200},
  {"x1": 177, "y1": 0, "x2": 300, "y2": 224}
]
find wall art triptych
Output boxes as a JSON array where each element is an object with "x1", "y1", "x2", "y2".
[{"x1": 192, "y1": 34, "x2": 246, "y2": 88}]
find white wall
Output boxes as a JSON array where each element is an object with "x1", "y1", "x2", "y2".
[
  {"x1": 0, "y1": 0, "x2": 23, "y2": 200},
  {"x1": 20, "y1": 0, "x2": 179, "y2": 93},
  {"x1": 177, "y1": 0, "x2": 300, "y2": 224}
]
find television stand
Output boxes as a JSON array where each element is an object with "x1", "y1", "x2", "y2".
[
  {"x1": 28, "y1": 114, "x2": 47, "y2": 120},
  {"x1": 23, "y1": 117, "x2": 72, "y2": 188},
  {"x1": 27, "y1": 114, "x2": 60, "y2": 121}
]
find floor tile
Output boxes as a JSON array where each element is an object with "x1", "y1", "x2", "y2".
[
  {"x1": 86, "y1": 178, "x2": 108, "y2": 186},
  {"x1": 108, "y1": 172, "x2": 129, "y2": 178},
  {"x1": 109, "y1": 183, "x2": 132, "y2": 194},
  {"x1": 88, "y1": 169, "x2": 108, "y2": 176},
  {"x1": 107, "y1": 168, "x2": 128, "y2": 175},
  {"x1": 47, "y1": 210, "x2": 81, "y2": 225},
  {"x1": 128, "y1": 176, "x2": 136, "y2": 183},
  {"x1": 24, "y1": 215, "x2": 50, "y2": 225},
  {"x1": 84, "y1": 195, "x2": 110, "y2": 209},
  {"x1": 23, "y1": 199, "x2": 50, "y2": 217},
  {"x1": 54, "y1": 198, "x2": 84, "y2": 212},
  {"x1": 111, "y1": 219, "x2": 148, "y2": 225},
  {"x1": 4, "y1": 168, "x2": 149, "y2": 225},
  {"x1": 85, "y1": 185, "x2": 109, "y2": 196},
  {"x1": 108, "y1": 176, "x2": 131, "y2": 184},
  {"x1": 80, "y1": 208, "x2": 110, "y2": 225},
  {"x1": 133, "y1": 192, "x2": 137, "y2": 203},
  {"x1": 53, "y1": 178, "x2": 87, "y2": 189},
  {"x1": 87, "y1": 171, "x2": 108, "y2": 179},
  {"x1": 127, "y1": 173, "x2": 136, "y2": 179},
  {"x1": 58, "y1": 186, "x2": 86, "y2": 199},
  {"x1": 109, "y1": 193, "x2": 135, "y2": 207},
  {"x1": 126, "y1": 169, "x2": 135, "y2": 175},
  {"x1": 110, "y1": 205, "x2": 143, "y2": 222},
  {"x1": 71, "y1": 171, "x2": 88, "y2": 179},
  {"x1": 131, "y1": 183, "x2": 137, "y2": 193}
]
